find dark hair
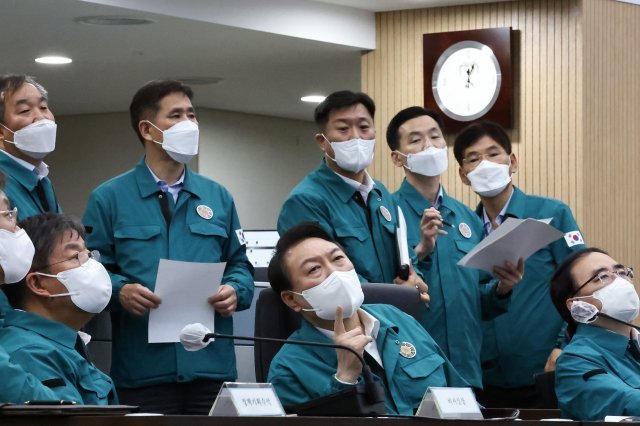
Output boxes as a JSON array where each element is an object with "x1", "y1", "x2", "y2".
[
  {"x1": 0, "y1": 170, "x2": 5, "y2": 189},
  {"x1": 453, "y1": 120, "x2": 512, "y2": 165},
  {"x1": 268, "y1": 222, "x2": 338, "y2": 294},
  {"x1": 549, "y1": 247, "x2": 609, "y2": 339},
  {"x1": 129, "y1": 79, "x2": 194, "y2": 145},
  {"x1": 314, "y1": 90, "x2": 375, "y2": 131},
  {"x1": 0, "y1": 74, "x2": 48, "y2": 124},
  {"x1": 386, "y1": 106, "x2": 444, "y2": 151},
  {"x1": 2, "y1": 213, "x2": 86, "y2": 309}
]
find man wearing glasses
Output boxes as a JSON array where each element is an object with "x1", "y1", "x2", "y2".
[
  {"x1": 0, "y1": 172, "x2": 65, "y2": 403},
  {"x1": 0, "y1": 213, "x2": 117, "y2": 404},
  {"x1": 550, "y1": 248, "x2": 639, "y2": 420},
  {"x1": 454, "y1": 121, "x2": 585, "y2": 408},
  {"x1": 0, "y1": 74, "x2": 61, "y2": 218},
  {"x1": 387, "y1": 107, "x2": 521, "y2": 391}
]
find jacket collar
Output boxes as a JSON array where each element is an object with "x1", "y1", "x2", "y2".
[
  {"x1": 4, "y1": 309, "x2": 78, "y2": 350},
  {"x1": 399, "y1": 179, "x2": 455, "y2": 219},
  {"x1": 0, "y1": 150, "x2": 39, "y2": 191},
  {"x1": 316, "y1": 160, "x2": 381, "y2": 203},
  {"x1": 475, "y1": 185, "x2": 525, "y2": 219},
  {"x1": 575, "y1": 323, "x2": 632, "y2": 357},
  {"x1": 134, "y1": 157, "x2": 201, "y2": 200}
]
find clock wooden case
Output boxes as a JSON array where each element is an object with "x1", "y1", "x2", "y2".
[{"x1": 423, "y1": 27, "x2": 513, "y2": 133}]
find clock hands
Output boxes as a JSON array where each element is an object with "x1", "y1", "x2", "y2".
[{"x1": 465, "y1": 64, "x2": 477, "y2": 88}]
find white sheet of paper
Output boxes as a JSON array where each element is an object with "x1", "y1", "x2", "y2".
[
  {"x1": 457, "y1": 218, "x2": 563, "y2": 273},
  {"x1": 148, "y1": 259, "x2": 226, "y2": 343}
]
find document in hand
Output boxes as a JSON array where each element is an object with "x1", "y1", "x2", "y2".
[
  {"x1": 457, "y1": 218, "x2": 563, "y2": 273},
  {"x1": 148, "y1": 259, "x2": 226, "y2": 343}
]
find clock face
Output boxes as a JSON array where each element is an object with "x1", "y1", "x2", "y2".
[{"x1": 432, "y1": 40, "x2": 502, "y2": 122}]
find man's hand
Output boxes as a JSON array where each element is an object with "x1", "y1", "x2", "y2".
[
  {"x1": 493, "y1": 258, "x2": 524, "y2": 296},
  {"x1": 414, "y1": 207, "x2": 448, "y2": 260},
  {"x1": 119, "y1": 283, "x2": 162, "y2": 316},
  {"x1": 394, "y1": 266, "x2": 430, "y2": 304},
  {"x1": 208, "y1": 284, "x2": 238, "y2": 317},
  {"x1": 544, "y1": 348, "x2": 562, "y2": 372},
  {"x1": 333, "y1": 306, "x2": 372, "y2": 384}
]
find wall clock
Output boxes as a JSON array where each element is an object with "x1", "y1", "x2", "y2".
[{"x1": 423, "y1": 28, "x2": 513, "y2": 132}]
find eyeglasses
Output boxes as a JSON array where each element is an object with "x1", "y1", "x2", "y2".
[
  {"x1": 0, "y1": 207, "x2": 18, "y2": 224},
  {"x1": 572, "y1": 266, "x2": 634, "y2": 296},
  {"x1": 37, "y1": 250, "x2": 101, "y2": 271},
  {"x1": 462, "y1": 151, "x2": 509, "y2": 168}
]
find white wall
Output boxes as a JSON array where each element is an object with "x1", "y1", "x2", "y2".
[
  {"x1": 48, "y1": 108, "x2": 320, "y2": 229},
  {"x1": 197, "y1": 109, "x2": 320, "y2": 229}
]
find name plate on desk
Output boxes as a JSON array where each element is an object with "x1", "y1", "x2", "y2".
[
  {"x1": 209, "y1": 382, "x2": 285, "y2": 417},
  {"x1": 416, "y1": 387, "x2": 483, "y2": 420}
]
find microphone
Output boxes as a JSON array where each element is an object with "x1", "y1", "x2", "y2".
[{"x1": 179, "y1": 323, "x2": 386, "y2": 415}]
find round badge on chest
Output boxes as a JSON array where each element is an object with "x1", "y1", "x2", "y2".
[
  {"x1": 399, "y1": 341, "x2": 417, "y2": 359},
  {"x1": 379, "y1": 206, "x2": 392, "y2": 222},
  {"x1": 196, "y1": 205, "x2": 214, "y2": 220},
  {"x1": 458, "y1": 222, "x2": 472, "y2": 239}
]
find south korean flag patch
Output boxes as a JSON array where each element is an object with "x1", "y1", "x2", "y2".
[
  {"x1": 564, "y1": 231, "x2": 584, "y2": 247},
  {"x1": 235, "y1": 229, "x2": 247, "y2": 246}
]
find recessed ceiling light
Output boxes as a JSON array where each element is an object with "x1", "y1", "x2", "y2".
[
  {"x1": 35, "y1": 56, "x2": 72, "y2": 65},
  {"x1": 176, "y1": 76, "x2": 224, "y2": 85},
  {"x1": 301, "y1": 95, "x2": 326, "y2": 103},
  {"x1": 73, "y1": 15, "x2": 154, "y2": 26}
]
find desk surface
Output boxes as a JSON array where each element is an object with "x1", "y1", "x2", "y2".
[{"x1": 0, "y1": 410, "x2": 571, "y2": 426}]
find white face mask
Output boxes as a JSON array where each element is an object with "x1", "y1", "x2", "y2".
[
  {"x1": 0, "y1": 229, "x2": 35, "y2": 284},
  {"x1": 1, "y1": 119, "x2": 57, "y2": 160},
  {"x1": 571, "y1": 277, "x2": 640, "y2": 324},
  {"x1": 148, "y1": 120, "x2": 199, "y2": 164},
  {"x1": 397, "y1": 146, "x2": 448, "y2": 177},
  {"x1": 324, "y1": 135, "x2": 375, "y2": 173},
  {"x1": 37, "y1": 258, "x2": 112, "y2": 314},
  {"x1": 466, "y1": 159, "x2": 512, "y2": 197},
  {"x1": 293, "y1": 269, "x2": 364, "y2": 320}
]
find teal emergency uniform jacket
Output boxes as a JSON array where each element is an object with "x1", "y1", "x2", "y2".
[
  {"x1": 278, "y1": 160, "x2": 403, "y2": 284},
  {"x1": 0, "y1": 347, "x2": 60, "y2": 403},
  {"x1": 268, "y1": 304, "x2": 468, "y2": 415},
  {"x1": 556, "y1": 324, "x2": 640, "y2": 420},
  {"x1": 0, "y1": 151, "x2": 61, "y2": 319},
  {"x1": 477, "y1": 187, "x2": 585, "y2": 388},
  {"x1": 393, "y1": 180, "x2": 510, "y2": 389},
  {"x1": 0, "y1": 310, "x2": 117, "y2": 404},
  {"x1": 82, "y1": 158, "x2": 254, "y2": 389},
  {"x1": 0, "y1": 151, "x2": 61, "y2": 219}
]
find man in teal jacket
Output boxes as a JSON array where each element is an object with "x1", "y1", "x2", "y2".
[
  {"x1": 0, "y1": 75, "x2": 61, "y2": 219},
  {"x1": 0, "y1": 172, "x2": 61, "y2": 403},
  {"x1": 387, "y1": 107, "x2": 522, "y2": 389},
  {"x1": 550, "y1": 248, "x2": 640, "y2": 420},
  {"x1": 277, "y1": 91, "x2": 427, "y2": 301},
  {"x1": 267, "y1": 222, "x2": 467, "y2": 415},
  {"x1": 0, "y1": 213, "x2": 117, "y2": 405},
  {"x1": 454, "y1": 121, "x2": 586, "y2": 408},
  {"x1": 82, "y1": 80, "x2": 254, "y2": 414}
]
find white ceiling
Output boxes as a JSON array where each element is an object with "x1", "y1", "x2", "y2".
[{"x1": 0, "y1": 0, "x2": 508, "y2": 121}]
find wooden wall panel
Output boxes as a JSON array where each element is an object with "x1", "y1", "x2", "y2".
[
  {"x1": 363, "y1": 0, "x2": 640, "y2": 271},
  {"x1": 362, "y1": 0, "x2": 584, "y2": 239},
  {"x1": 582, "y1": 0, "x2": 640, "y2": 269}
]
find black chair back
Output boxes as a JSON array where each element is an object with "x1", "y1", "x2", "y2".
[
  {"x1": 253, "y1": 282, "x2": 426, "y2": 382},
  {"x1": 534, "y1": 370, "x2": 558, "y2": 409}
]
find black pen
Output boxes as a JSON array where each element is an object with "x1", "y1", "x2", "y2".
[{"x1": 441, "y1": 220, "x2": 454, "y2": 228}]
